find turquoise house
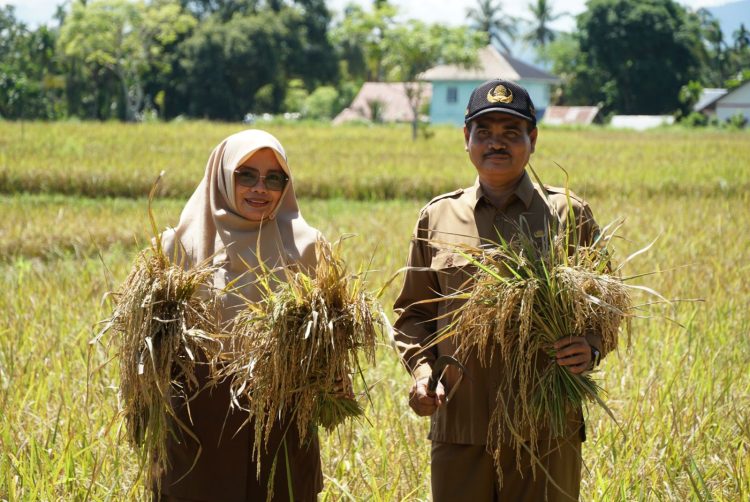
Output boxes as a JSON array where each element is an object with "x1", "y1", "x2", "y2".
[{"x1": 421, "y1": 45, "x2": 558, "y2": 126}]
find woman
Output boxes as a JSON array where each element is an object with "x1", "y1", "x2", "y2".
[{"x1": 157, "y1": 129, "x2": 324, "y2": 501}]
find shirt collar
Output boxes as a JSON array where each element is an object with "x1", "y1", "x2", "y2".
[{"x1": 468, "y1": 170, "x2": 535, "y2": 210}]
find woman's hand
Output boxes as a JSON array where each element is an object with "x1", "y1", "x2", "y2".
[
  {"x1": 553, "y1": 336, "x2": 592, "y2": 374},
  {"x1": 332, "y1": 374, "x2": 355, "y2": 400}
]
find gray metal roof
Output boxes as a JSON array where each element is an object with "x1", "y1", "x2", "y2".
[
  {"x1": 420, "y1": 45, "x2": 557, "y2": 82},
  {"x1": 694, "y1": 88, "x2": 728, "y2": 112}
]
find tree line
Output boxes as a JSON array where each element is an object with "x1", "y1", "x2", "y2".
[{"x1": 1, "y1": 0, "x2": 748, "y2": 123}]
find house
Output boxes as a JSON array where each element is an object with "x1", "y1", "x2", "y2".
[
  {"x1": 420, "y1": 45, "x2": 558, "y2": 126},
  {"x1": 694, "y1": 81, "x2": 750, "y2": 123},
  {"x1": 542, "y1": 106, "x2": 600, "y2": 126},
  {"x1": 693, "y1": 88, "x2": 728, "y2": 118},
  {"x1": 609, "y1": 115, "x2": 675, "y2": 130},
  {"x1": 332, "y1": 82, "x2": 431, "y2": 125}
]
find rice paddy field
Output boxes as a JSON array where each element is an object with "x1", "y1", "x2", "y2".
[{"x1": 0, "y1": 121, "x2": 748, "y2": 501}]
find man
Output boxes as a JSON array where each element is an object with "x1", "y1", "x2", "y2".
[{"x1": 393, "y1": 79, "x2": 604, "y2": 501}]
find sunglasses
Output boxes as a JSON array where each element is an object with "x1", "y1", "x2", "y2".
[{"x1": 234, "y1": 167, "x2": 289, "y2": 191}]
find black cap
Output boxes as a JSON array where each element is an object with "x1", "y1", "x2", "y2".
[{"x1": 464, "y1": 79, "x2": 536, "y2": 128}]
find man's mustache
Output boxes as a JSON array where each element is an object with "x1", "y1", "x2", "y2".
[{"x1": 483, "y1": 149, "x2": 510, "y2": 158}]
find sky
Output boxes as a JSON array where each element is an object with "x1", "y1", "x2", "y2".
[{"x1": 1, "y1": 0, "x2": 734, "y2": 31}]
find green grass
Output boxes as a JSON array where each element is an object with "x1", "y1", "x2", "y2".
[{"x1": 0, "y1": 122, "x2": 748, "y2": 500}]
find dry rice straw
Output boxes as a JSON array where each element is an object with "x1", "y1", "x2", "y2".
[
  {"x1": 222, "y1": 238, "x2": 383, "y2": 479},
  {"x1": 96, "y1": 175, "x2": 222, "y2": 491},
  {"x1": 424, "y1": 189, "x2": 657, "y2": 488}
]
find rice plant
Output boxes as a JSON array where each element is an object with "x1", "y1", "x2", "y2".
[
  {"x1": 222, "y1": 238, "x2": 384, "y2": 479},
  {"x1": 95, "y1": 180, "x2": 221, "y2": 492}
]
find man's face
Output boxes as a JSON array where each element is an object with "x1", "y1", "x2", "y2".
[{"x1": 464, "y1": 113, "x2": 538, "y2": 186}]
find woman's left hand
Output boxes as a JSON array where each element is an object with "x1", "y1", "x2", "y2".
[
  {"x1": 332, "y1": 374, "x2": 355, "y2": 399},
  {"x1": 553, "y1": 336, "x2": 591, "y2": 374}
]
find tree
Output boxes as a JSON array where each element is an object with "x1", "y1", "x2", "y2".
[
  {"x1": 58, "y1": 0, "x2": 196, "y2": 121},
  {"x1": 524, "y1": 0, "x2": 566, "y2": 49},
  {"x1": 728, "y1": 24, "x2": 750, "y2": 84},
  {"x1": 735, "y1": 24, "x2": 750, "y2": 52},
  {"x1": 174, "y1": 1, "x2": 338, "y2": 120},
  {"x1": 176, "y1": 10, "x2": 288, "y2": 119},
  {"x1": 331, "y1": 1, "x2": 397, "y2": 82},
  {"x1": 465, "y1": 0, "x2": 517, "y2": 54},
  {"x1": 552, "y1": 0, "x2": 705, "y2": 115},
  {"x1": 283, "y1": 0, "x2": 338, "y2": 90},
  {"x1": 0, "y1": 6, "x2": 65, "y2": 119},
  {"x1": 696, "y1": 8, "x2": 730, "y2": 87},
  {"x1": 180, "y1": 0, "x2": 259, "y2": 20},
  {"x1": 382, "y1": 21, "x2": 483, "y2": 139}
]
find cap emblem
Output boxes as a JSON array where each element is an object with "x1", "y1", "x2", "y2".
[{"x1": 487, "y1": 84, "x2": 513, "y2": 104}]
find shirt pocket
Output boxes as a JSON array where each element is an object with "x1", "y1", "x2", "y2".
[{"x1": 430, "y1": 249, "x2": 474, "y2": 299}]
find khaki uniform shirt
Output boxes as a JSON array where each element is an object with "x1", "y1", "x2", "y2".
[{"x1": 393, "y1": 171, "x2": 603, "y2": 445}]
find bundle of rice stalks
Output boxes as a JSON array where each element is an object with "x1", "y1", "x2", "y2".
[
  {"x1": 96, "y1": 177, "x2": 222, "y2": 490},
  {"x1": 223, "y1": 238, "x2": 383, "y2": 472},
  {"x1": 428, "y1": 212, "x2": 660, "y2": 481}
]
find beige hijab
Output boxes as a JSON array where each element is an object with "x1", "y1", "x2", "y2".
[{"x1": 162, "y1": 129, "x2": 321, "y2": 323}]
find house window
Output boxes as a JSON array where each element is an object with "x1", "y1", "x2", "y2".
[{"x1": 447, "y1": 87, "x2": 458, "y2": 103}]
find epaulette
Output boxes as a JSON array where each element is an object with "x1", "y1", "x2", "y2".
[
  {"x1": 542, "y1": 185, "x2": 587, "y2": 205},
  {"x1": 425, "y1": 188, "x2": 464, "y2": 207}
]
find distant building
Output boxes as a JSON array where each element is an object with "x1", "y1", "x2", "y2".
[
  {"x1": 693, "y1": 88, "x2": 728, "y2": 117},
  {"x1": 420, "y1": 45, "x2": 558, "y2": 126},
  {"x1": 694, "y1": 81, "x2": 750, "y2": 123},
  {"x1": 333, "y1": 82, "x2": 431, "y2": 125},
  {"x1": 543, "y1": 106, "x2": 600, "y2": 126},
  {"x1": 609, "y1": 115, "x2": 675, "y2": 131}
]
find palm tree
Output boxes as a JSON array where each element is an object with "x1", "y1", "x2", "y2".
[
  {"x1": 734, "y1": 23, "x2": 750, "y2": 51},
  {"x1": 465, "y1": 0, "x2": 518, "y2": 55},
  {"x1": 524, "y1": 0, "x2": 566, "y2": 49}
]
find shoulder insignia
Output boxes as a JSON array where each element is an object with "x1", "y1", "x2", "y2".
[{"x1": 425, "y1": 188, "x2": 464, "y2": 207}]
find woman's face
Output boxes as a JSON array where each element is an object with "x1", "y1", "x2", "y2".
[{"x1": 233, "y1": 148, "x2": 287, "y2": 222}]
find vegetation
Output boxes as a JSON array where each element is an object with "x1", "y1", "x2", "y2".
[
  {"x1": 548, "y1": 0, "x2": 705, "y2": 115},
  {"x1": 0, "y1": 122, "x2": 748, "y2": 203},
  {"x1": 430, "y1": 218, "x2": 634, "y2": 480},
  {"x1": 2, "y1": 0, "x2": 748, "y2": 124},
  {"x1": 465, "y1": 0, "x2": 518, "y2": 54},
  {"x1": 99, "y1": 242, "x2": 220, "y2": 492},
  {"x1": 225, "y1": 239, "x2": 382, "y2": 480},
  {"x1": 524, "y1": 0, "x2": 567, "y2": 50},
  {"x1": 0, "y1": 122, "x2": 748, "y2": 500}
]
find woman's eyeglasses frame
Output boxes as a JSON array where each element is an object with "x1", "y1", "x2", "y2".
[{"x1": 234, "y1": 167, "x2": 289, "y2": 191}]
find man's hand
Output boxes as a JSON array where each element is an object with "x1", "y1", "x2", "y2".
[
  {"x1": 553, "y1": 336, "x2": 592, "y2": 374},
  {"x1": 409, "y1": 376, "x2": 445, "y2": 416}
]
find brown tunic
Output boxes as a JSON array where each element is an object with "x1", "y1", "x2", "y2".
[
  {"x1": 157, "y1": 364, "x2": 323, "y2": 502},
  {"x1": 393, "y1": 171, "x2": 604, "y2": 446}
]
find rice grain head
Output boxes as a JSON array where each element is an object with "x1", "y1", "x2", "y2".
[
  {"x1": 222, "y1": 238, "x2": 383, "y2": 482},
  {"x1": 102, "y1": 244, "x2": 221, "y2": 492}
]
